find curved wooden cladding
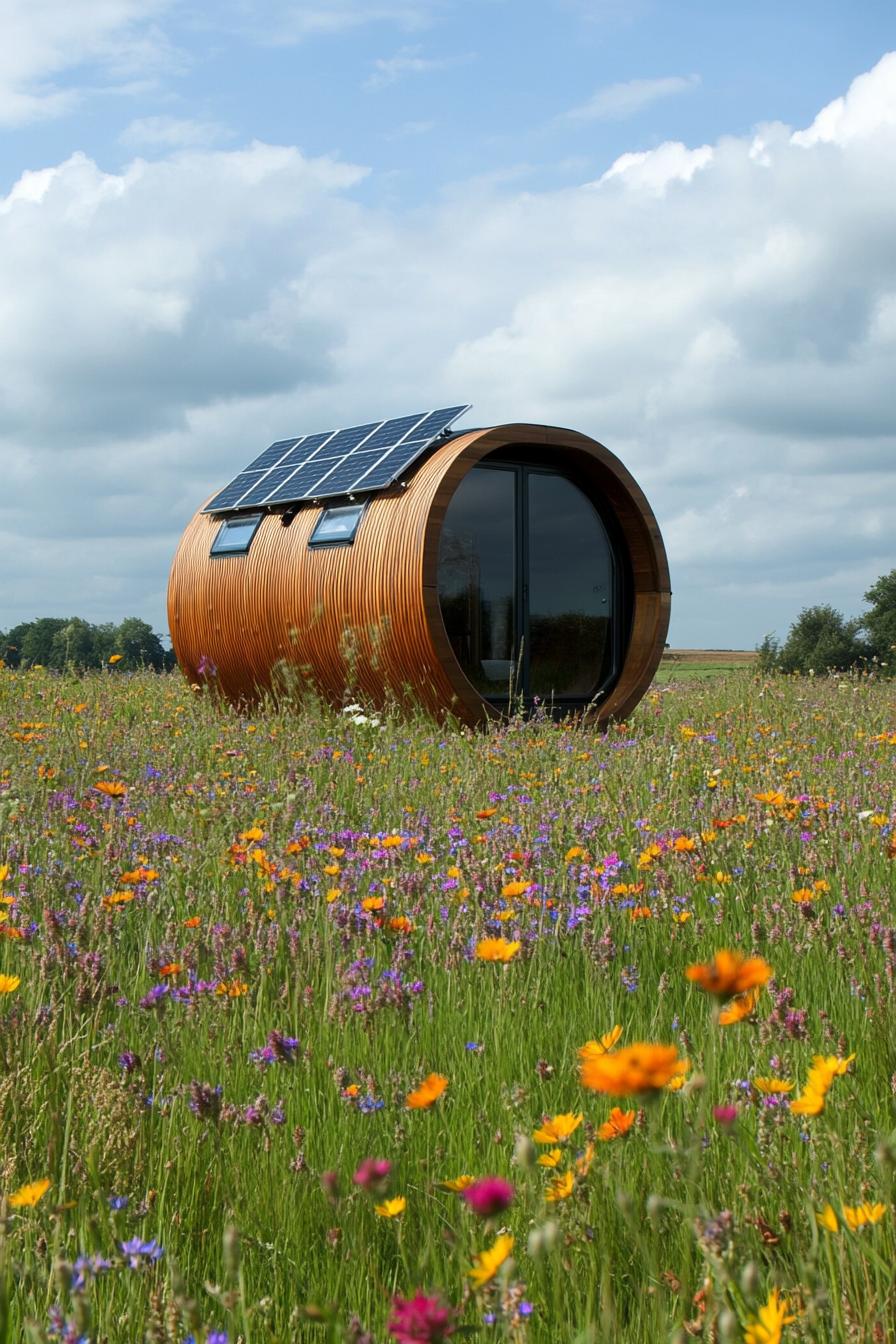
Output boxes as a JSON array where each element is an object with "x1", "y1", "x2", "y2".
[{"x1": 167, "y1": 423, "x2": 670, "y2": 725}]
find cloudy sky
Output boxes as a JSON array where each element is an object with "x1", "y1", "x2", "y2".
[{"x1": 2, "y1": 0, "x2": 895, "y2": 649}]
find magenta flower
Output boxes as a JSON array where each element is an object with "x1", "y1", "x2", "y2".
[
  {"x1": 712, "y1": 1105, "x2": 738, "y2": 1129},
  {"x1": 388, "y1": 1293, "x2": 455, "y2": 1343},
  {"x1": 461, "y1": 1176, "x2": 515, "y2": 1218},
  {"x1": 353, "y1": 1157, "x2": 392, "y2": 1193}
]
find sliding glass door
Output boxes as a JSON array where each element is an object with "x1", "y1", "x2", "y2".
[{"x1": 438, "y1": 462, "x2": 622, "y2": 708}]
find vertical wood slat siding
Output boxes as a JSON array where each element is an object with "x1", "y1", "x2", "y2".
[{"x1": 167, "y1": 423, "x2": 671, "y2": 724}]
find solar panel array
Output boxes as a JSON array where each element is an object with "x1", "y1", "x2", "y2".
[{"x1": 204, "y1": 405, "x2": 471, "y2": 514}]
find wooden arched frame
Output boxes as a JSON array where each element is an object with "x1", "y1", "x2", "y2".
[{"x1": 420, "y1": 425, "x2": 670, "y2": 724}]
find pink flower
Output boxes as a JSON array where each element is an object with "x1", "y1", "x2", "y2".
[
  {"x1": 461, "y1": 1176, "x2": 515, "y2": 1218},
  {"x1": 388, "y1": 1293, "x2": 455, "y2": 1343},
  {"x1": 353, "y1": 1158, "x2": 392, "y2": 1193},
  {"x1": 712, "y1": 1105, "x2": 738, "y2": 1129}
]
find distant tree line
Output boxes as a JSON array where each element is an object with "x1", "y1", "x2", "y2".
[
  {"x1": 0, "y1": 617, "x2": 175, "y2": 672},
  {"x1": 758, "y1": 568, "x2": 896, "y2": 675}
]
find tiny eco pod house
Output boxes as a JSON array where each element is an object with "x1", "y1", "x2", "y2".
[{"x1": 168, "y1": 406, "x2": 670, "y2": 724}]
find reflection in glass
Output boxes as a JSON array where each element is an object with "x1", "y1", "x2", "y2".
[
  {"x1": 437, "y1": 468, "x2": 517, "y2": 694},
  {"x1": 527, "y1": 472, "x2": 613, "y2": 698}
]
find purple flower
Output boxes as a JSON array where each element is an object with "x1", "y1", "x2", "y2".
[
  {"x1": 120, "y1": 1237, "x2": 163, "y2": 1269},
  {"x1": 461, "y1": 1177, "x2": 515, "y2": 1218}
]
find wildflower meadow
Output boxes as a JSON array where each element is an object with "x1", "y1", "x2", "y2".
[{"x1": 1, "y1": 665, "x2": 894, "y2": 1343}]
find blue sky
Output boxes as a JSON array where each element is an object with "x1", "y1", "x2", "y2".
[{"x1": 2, "y1": 1, "x2": 896, "y2": 648}]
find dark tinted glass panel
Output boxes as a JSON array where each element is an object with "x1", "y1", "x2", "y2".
[
  {"x1": 527, "y1": 472, "x2": 613, "y2": 698},
  {"x1": 438, "y1": 468, "x2": 517, "y2": 695}
]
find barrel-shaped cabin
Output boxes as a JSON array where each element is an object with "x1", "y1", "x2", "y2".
[{"x1": 168, "y1": 408, "x2": 670, "y2": 724}]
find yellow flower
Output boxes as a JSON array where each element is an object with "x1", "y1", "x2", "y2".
[
  {"x1": 545, "y1": 1170, "x2": 575, "y2": 1202},
  {"x1": 0, "y1": 974, "x2": 21, "y2": 994},
  {"x1": 375, "y1": 1196, "x2": 406, "y2": 1218},
  {"x1": 475, "y1": 937, "x2": 521, "y2": 963},
  {"x1": 532, "y1": 1112, "x2": 583, "y2": 1144},
  {"x1": 841, "y1": 1202, "x2": 887, "y2": 1231},
  {"x1": 9, "y1": 1178, "x2": 51, "y2": 1208},
  {"x1": 108, "y1": 653, "x2": 123, "y2": 664},
  {"x1": 672, "y1": 911, "x2": 692, "y2": 923},
  {"x1": 468, "y1": 1233, "x2": 514, "y2": 1288},
  {"x1": 537, "y1": 1148, "x2": 563, "y2": 1168},
  {"x1": 685, "y1": 949, "x2": 772, "y2": 999},
  {"x1": 439, "y1": 1175, "x2": 475, "y2": 1192},
  {"x1": 754, "y1": 1078, "x2": 794, "y2": 1094},
  {"x1": 744, "y1": 1287, "x2": 796, "y2": 1344},
  {"x1": 790, "y1": 1089, "x2": 826, "y2": 1117},
  {"x1": 577, "y1": 1025, "x2": 622, "y2": 1061},
  {"x1": 815, "y1": 1204, "x2": 839, "y2": 1233},
  {"x1": 94, "y1": 780, "x2": 127, "y2": 798},
  {"x1": 791, "y1": 887, "x2": 814, "y2": 903},
  {"x1": 501, "y1": 880, "x2": 532, "y2": 898},
  {"x1": 579, "y1": 1042, "x2": 689, "y2": 1097},
  {"x1": 406, "y1": 1073, "x2": 448, "y2": 1110}
]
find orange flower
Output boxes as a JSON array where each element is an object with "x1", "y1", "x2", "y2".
[
  {"x1": 94, "y1": 780, "x2": 127, "y2": 798},
  {"x1": 597, "y1": 1107, "x2": 636, "y2": 1141},
  {"x1": 630, "y1": 905, "x2": 652, "y2": 920},
  {"x1": 475, "y1": 808, "x2": 498, "y2": 820},
  {"x1": 216, "y1": 979, "x2": 248, "y2": 997},
  {"x1": 120, "y1": 866, "x2": 158, "y2": 885},
  {"x1": 501, "y1": 880, "x2": 532, "y2": 898},
  {"x1": 183, "y1": 915, "x2": 201, "y2": 928},
  {"x1": 361, "y1": 896, "x2": 385, "y2": 912},
  {"x1": 685, "y1": 949, "x2": 772, "y2": 1000},
  {"x1": 475, "y1": 937, "x2": 521, "y2": 963},
  {"x1": 158, "y1": 962, "x2": 182, "y2": 977},
  {"x1": 406, "y1": 1072, "x2": 448, "y2": 1110},
  {"x1": 718, "y1": 987, "x2": 761, "y2": 1026},
  {"x1": 388, "y1": 916, "x2": 414, "y2": 934},
  {"x1": 108, "y1": 653, "x2": 123, "y2": 664},
  {"x1": 579, "y1": 1042, "x2": 688, "y2": 1097}
]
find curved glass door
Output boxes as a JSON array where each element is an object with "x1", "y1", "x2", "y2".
[
  {"x1": 437, "y1": 463, "x2": 621, "y2": 707},
  {"x1": 436, "y1": 467, "x2": 518, "y2": 696}
]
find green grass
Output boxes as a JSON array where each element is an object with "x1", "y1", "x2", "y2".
[{"x1": 0, "y1": 666, "x2": 894, "y2": 1343}]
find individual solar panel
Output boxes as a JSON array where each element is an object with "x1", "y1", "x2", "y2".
[
  {"x1": 204, "y1": 405, "x2": 470, "y2": 513},
  {"x1": 204, "y1": 471, "x2": 266, "y2": 512},
  {"x1": 236, "y1": 465, "x2": 303, "y2": 508},
  {"x1": 351, "y1": 438, "x2": 432, "y2": 492},
  {"x1": 245, "y1": 438, "x2": 301, "y2": 473}
]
